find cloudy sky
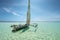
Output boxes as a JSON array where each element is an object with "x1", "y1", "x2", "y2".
[{"x1": 0, "y1": 0, "x2": 60, "y2": 21}]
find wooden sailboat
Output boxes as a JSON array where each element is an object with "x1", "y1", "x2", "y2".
[{"x1": 11, "y1": 0, "x2": 31, "y2": 32}]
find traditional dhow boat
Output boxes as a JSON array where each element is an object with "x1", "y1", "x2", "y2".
[{"x1": 10, "y1": 0, "x2": 31, "y2": 32}]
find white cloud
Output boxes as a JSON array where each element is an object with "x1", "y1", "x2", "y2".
[
  {"x1": 3, "y1": 8, "x2": 20, "y2": 16},
  {"x1": 12, "y1": 12, "x2": 20, "y2": 16},
  {"x1": 3, "y1": 8, "x2": 11, "y2": 12},
  {"x1": 31, "y1": 15, "x2": 60, "y2": 21}
]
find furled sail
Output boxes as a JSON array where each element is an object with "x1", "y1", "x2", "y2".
[{"x1": 26, "y1": 0, "x2": 30, "y2": 25}]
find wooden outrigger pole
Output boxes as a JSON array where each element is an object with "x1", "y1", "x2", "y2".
[{"x1": 26, "y1": 0, "x2": 30, "y2": 25}]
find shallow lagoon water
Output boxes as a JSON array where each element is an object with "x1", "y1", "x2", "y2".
[{"x1": 0, "y1": 22, "x2": 60, "y2": 40}]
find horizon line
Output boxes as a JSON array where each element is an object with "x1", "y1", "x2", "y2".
[{"x1": 0, "y1": 21, "x2": 59, "y2": 22}]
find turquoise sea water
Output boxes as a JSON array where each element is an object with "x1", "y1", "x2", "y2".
[{"x1": 0, "y1": 22, "x2": 60, "y2": 40}]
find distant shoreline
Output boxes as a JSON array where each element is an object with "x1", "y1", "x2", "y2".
[
  {"x1": 0, "y1": 21, "x2": 60, "y2": 22},
  {"x1": 0, "y1": 21, "x2": 25, "y2": 22}
]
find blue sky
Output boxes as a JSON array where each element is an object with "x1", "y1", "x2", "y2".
[{"x1": 0, "y1": 0, "x2": 60, "y2": 21}]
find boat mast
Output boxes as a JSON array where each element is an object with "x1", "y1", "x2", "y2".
[{"x1": 26, "y1": 0, "x2": 30, "y2": 25}]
